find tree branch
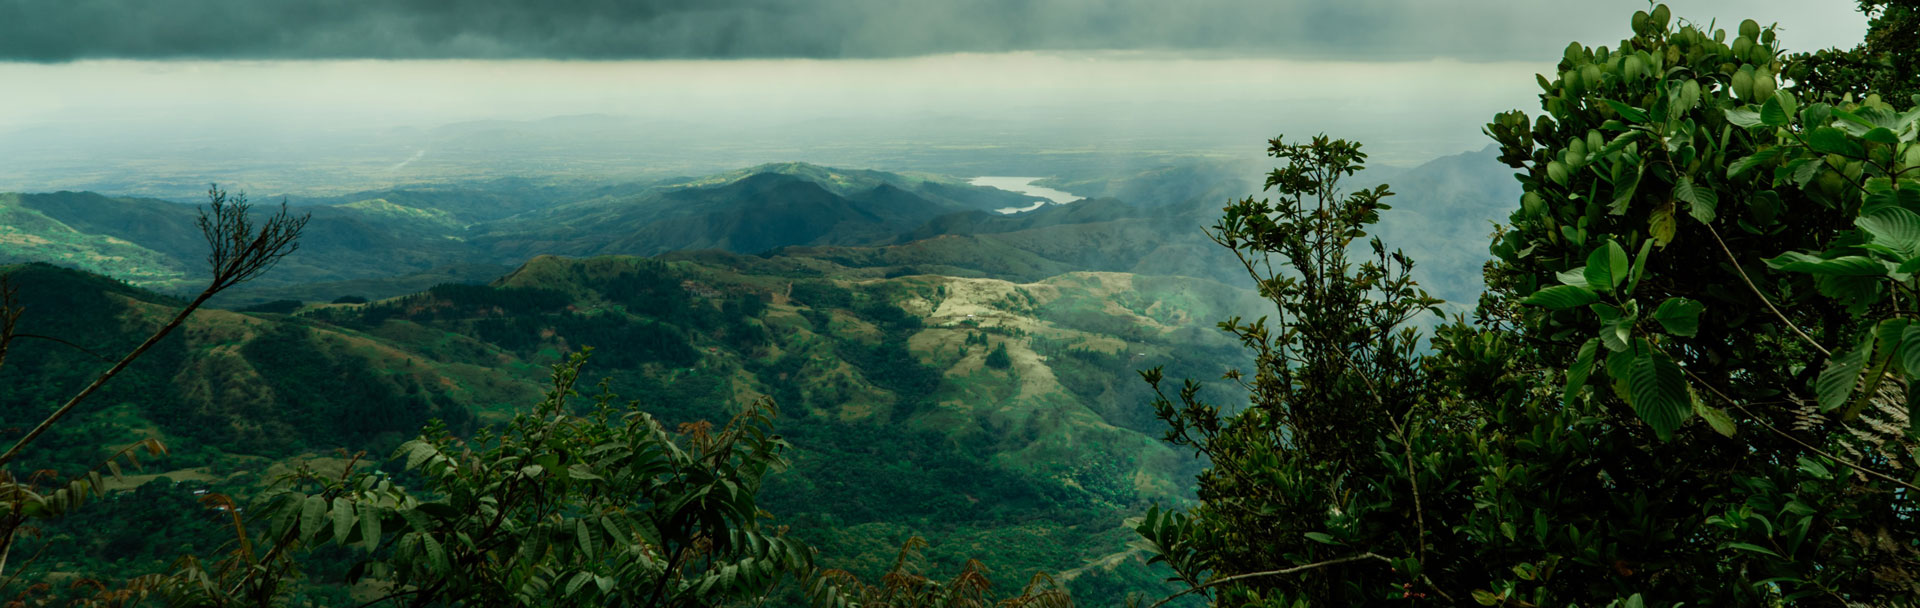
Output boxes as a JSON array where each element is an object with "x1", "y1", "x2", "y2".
[
  {"x1": 1704, "y1": 223, "x2": 1830, "y2": 357},
  {"x1": 1147, "y1": 553, "x2": 1391, "y2": 608}
]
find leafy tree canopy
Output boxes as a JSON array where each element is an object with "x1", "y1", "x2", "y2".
[{"x1": 1139, "y1": 4, "x2": 1920, "y2": 606}]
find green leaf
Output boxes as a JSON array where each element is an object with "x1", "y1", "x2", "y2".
[
  {"x1": 422, "y1": 533, "x2": 450, "y2": 574},
  {"x1": 1806, "y1": 126, "x2": 1862, "y2": 156},
  {"x1": 1857, "y1": 206, "x2": 1920, "y2": 258},
  {"x1": 1605, "y1": 99, "x2": 1649, "y2": 123},
  {"x1": 1522, "y1": 285, "x2": 1600, "y2": 309},
  {"x1": 1763, "y1": 252, "x2": 1889, "y2": 276},
  {"x1": 1555, "y1": 268, "x2": 1592, "y2": 288},
  {"x1": 1610, "y1": 165, "x2": 1643, "y2": 214},
  {"x1": 1304, "y1": 532, "x2": 1340, "y2": 545},
  {"x1": 1695, "y1": 394, "x2": 1737, "y2": 437},
  {"x1": 1601, "y1": 317, "x2": 1634, "y2": 352},
  {"x1": 1724, "y1": 542, "x2": 1782, "y2": 558},
  {"x1": 331, "y1": 497, "x2": 356, "y2": 545},
  {"x1": 1903, "y1": 325, "x2": 1920, "y2": 381},
  {"x1": 1565, "y1": 338, "x2": 1600, "y2": 406},
  {"x1": 578, "y1": 518, "x2": 596, "y2": 559},
  {"x1": 1774, "y1": 89, "x2": 1797, "y2": 120},
  {"x1": 1584, "y1": 241, "x2": 1629, "y2": 291},
  {"x1": 1649, "y1": 205, "x2": 1677, "y2": 246},
  {"x1": 1729, "y1": 147, "x2": 1786, "y2": 179},
  {"x1": 1675, "y1": 176, "x2": 1719, "y2": 222},
  {"x1": 1629, "y1": 352, "x2": 1691, "y2": 441},
  {"x1": 1673, "y1": 79, "x2": 1702, "y2": 116},
  {"x1": 300, "y1": 495, "x2": 328, "y2": 544},
  {"x1": 1652, "y1": 297, "x2": 1706, "y2": 336},
  {"x1": 1725, "y1": 108, "x2": 1764, "y2": 128},
  {"x1": 1816, "y1": 339, "x2": 1871, "y2": 412},
  {"x1": 1760, "y1": 96, "x2": 1789, "y2": 126},
  {"x1": 1865, "y1": 127, "x2": 1900, "y2": 145},
  {"x1": 1626, "y1": 238, "x2": 1655, "y2": 292},
  {"x1": 566, "y1": 572, "x2": 594, "y2": 597},
  {"x1": 359, "y1": 505, "x2": 382, "y2": 551}
]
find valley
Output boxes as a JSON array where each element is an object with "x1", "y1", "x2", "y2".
[
  {"x1": 5, "y1": 2, "x2": 1911, "y2": 605},
  {"x1": 0, "y1": 150, "x2": 1514, "y2": 602}
]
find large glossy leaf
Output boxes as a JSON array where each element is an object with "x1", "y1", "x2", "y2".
[
  {"x1": 1523, "y1": 285, "x2": 1600, "y2": 309},
  {"x1": 1773, "y1": 90, "x2": 1798, "y2": 121},
  {"x1": 1763, "y1": 252, "x2": 1889, "y2": 276},
  {"x1": 1816, "y1": 339, "x2": 1870, "y2": 412},
  {"x1": 1583, "y1": 240, "x2": 1630, "y2": 291},
  {"x1": 1857, "y1": 206, "x2": 1920, "y2": 258},
  {"x1": 1652, "y1": 297, "x2": 1705, "y2": 336},
  {"x1": 1759, "y1": 96, "x2": 1790, "y2": 127},
  {"x1": 1629, "y1": 352, "x2": 1691, "y2": 440},
  {"x1": 1556, "y1": 268, "x2": 1592, "y2": 288}
]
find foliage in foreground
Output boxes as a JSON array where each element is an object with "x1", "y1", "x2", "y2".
[
  {"x1": 156, "y1": 350, "x2": 810, "y2": 607},
  {"x1": 1139, "y1": 5, "x2": 1920, "y2": 606}
]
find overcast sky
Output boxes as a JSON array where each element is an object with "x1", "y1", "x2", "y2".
[
  {"x1": 0, "y1": 0, "x2": 1873, "y2": 62},
  {"x1": 0, "y1": 0, "x2": 1873, "y2": 194}
]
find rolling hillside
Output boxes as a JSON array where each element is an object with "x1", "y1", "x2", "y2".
[{"x1": 2, "y1": 253, "x2": 1258, "y2": 599}]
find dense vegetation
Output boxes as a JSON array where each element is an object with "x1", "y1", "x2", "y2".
[
  {"x1": 1136, "y1": 5, "x2": 1920, "y2": 606},
  {"x1": 5, "y1": 3, "x2": 1916, "y2": 607}
]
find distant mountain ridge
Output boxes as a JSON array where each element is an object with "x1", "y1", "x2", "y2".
[{"x1": 0, "y1": 152, "x2": 1519, "y2": 308}]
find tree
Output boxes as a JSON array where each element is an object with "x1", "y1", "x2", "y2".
[
  {"x1": 1139, "y1": 5, "x2": 1920, "y2": 606},
  {"x1": 985, "y1": 343, "x2": 1013, "y2": 370},
  {"x1": 1137, "y1": 135, "x2": 1450, "y2": 606},
  {"x1": 1790, "y1": 0, "x2": 1919, "y2": 103}
]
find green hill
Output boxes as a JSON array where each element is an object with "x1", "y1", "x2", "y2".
[{"x1": 2, "y1": 254, "x2": 1256, "y2": 599}]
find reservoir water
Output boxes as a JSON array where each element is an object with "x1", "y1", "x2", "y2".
[{"x1": 968, "y1": 176, "x2": 1079, "y2": 214}]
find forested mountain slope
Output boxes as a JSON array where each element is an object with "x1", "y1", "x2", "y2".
[{"x1": 1, "y1": 253, "x2": 1257, "y2": 600}]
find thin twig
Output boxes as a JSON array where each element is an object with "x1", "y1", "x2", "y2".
[
  {"x1": 1332, "y1": 349, "x2": 1427, "y2": 565},
  {"x1": 1147, "y1": 553, "x2": 1391, "y2": 608},
  {"x1": 7, "y1": 334, "x2": 115, "y2": 362},
  {"x1": 1703, "y1": 223, "x2": 1830, "y2": 357},
  {"x1": 1683, "y1": 367, "x2": 1919, "y2": 493}
]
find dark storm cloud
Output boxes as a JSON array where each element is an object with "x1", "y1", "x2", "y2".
[{"x1": 0, "y1": 0, "x2": 1700, "y2": 62}]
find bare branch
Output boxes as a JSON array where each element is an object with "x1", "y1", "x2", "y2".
[
  {"x1": 0, "y1": 184, "x2": 306, "y2": 469},
  {"x1": 1146, "y1": 553, "x2": 1392, "y2": 608}
]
